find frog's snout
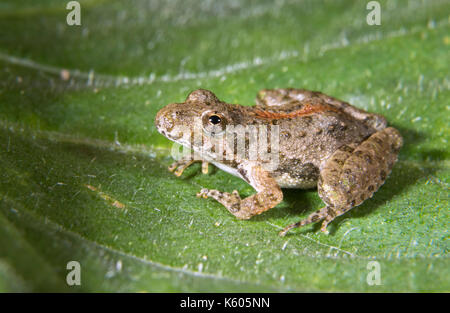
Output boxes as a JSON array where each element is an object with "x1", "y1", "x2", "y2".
[{"x1": 155, "y1": 105, "x2": 175, "y2": 134}]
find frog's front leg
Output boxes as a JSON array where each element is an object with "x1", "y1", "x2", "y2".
[
  {"x1": 196, "y1": 163, "x2": 283, "y2": 219},
  {"x1": 280, "y1": 127, "x2": 403, "y2": 236},
  {"x1": 169, "y1": 155, "x2": 210, "y2": 176}
]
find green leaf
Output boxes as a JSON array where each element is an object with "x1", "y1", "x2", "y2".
[{"x1": 0, "y1": 0, "x2": 448, "y2": 292}]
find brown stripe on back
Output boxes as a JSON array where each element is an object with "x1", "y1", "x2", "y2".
[{"x1": 254, "y1": 103, "x2": 339, "y2": 120}]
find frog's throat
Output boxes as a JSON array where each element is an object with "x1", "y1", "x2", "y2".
[{"x1": 173, "y1": 138, "x2": 219, "y2": 162}]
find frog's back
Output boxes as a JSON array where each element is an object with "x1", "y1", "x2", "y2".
[
  {"x1": 250, "y1": 88, "x2": 387, "y2": 188},
  {"x1": 254, "y1": 88, "x2": 387, "y2": 130}
]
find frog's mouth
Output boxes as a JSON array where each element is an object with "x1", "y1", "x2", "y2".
[
  {"x1": 158, "y1": 127, "x2": 221, "y2": 163},
  {"x1": 171, "y1": 132, "x2": 220, "y2": 161},
  {"x1": 155, "y1": 110, "x2": 194, "y2": 151}
]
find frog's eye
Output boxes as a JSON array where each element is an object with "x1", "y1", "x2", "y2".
[
  {"x1": 202, "y1": 111, "x2": 227, "y2": 136},
  {"x1": 208, "y1": 115, "x2": 221, "y2": 125}
]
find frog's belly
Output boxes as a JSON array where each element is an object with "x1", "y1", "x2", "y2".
[
  {"x1": 272, "y1": 161, "x2": 320, "y2": 189},
  {"x1": 274, "y1": 173, "x2": 317, "y2": 189},
  {"x1": 212, "y1": 161, "x2": 317, "y2": 189},
  {"x1": 211, "y1": 162, "x2": 242, "y2": 179}
]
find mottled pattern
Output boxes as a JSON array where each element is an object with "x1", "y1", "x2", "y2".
[
  {"x1": 280, "y1": 127, "x2": 402, "y2": 235},
  {"x1": 155, "y1": 88, "x2": 403, "y2": 235}
]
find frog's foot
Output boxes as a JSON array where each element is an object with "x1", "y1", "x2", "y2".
[
  {"x1": 279, "y1": 206, "x2": 330, "y2": 236},
  {"x1": 197, "y1": 186, "x2": 283, "y2": 220},
  {"x1": 168, "y1": 159, "x2": 194, "y2": 177},
  {"x1": 280, "y1": 127, "x2": 402, "y2": 236},
  {"x1": 197, "y1": 187, "x2": 283, "y2": 220},
  {"x1": 196, "y1": 188, "x2": 241, "y2": 215},
  {"x1": 197, "y1": 165, "x2": 283, "y2": 220},
  {"x1": 169, "y1": 159, "x2": 209, "y2": 177}
]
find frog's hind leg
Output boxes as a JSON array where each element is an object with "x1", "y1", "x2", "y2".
[{"x1": 280, "y1": 127, "x2": 403, "y2": 236}]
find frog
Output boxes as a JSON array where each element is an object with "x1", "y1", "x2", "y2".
[{"x1": 154, "y1": 88, "x2": 403, "y2": 236}]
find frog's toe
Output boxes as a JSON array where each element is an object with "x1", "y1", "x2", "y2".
[
  {"x1": 279, "y1": 206, "x2": 328, "y2": 236},
  {"x1": 196, "y1": 188, "x2": 210, "y2": 199},
  {"x1": 279, "y1": 222, "x2": 300, "y2": 237},
  {"x1": 174, "y1": 168, "x2": 184, "y2": 177},
  {"x1": 168, "y1": 163, "x2": 178, "y2": 172},
  {"x1": 168, "y1": 159, "x2": 196, "y2": 176},
  {"x1": 201, "y1": 161, "x2": 209, "y2": 174}
]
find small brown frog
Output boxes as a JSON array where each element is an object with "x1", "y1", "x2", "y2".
[{"x1": 155, "y1": 89, "x2": 402, "y2": 235}]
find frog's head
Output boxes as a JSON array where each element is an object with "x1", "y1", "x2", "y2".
[{"x1": 155, "y1": 89, "x2": 235, "y2": 156}]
